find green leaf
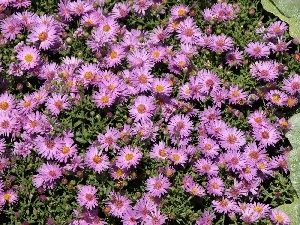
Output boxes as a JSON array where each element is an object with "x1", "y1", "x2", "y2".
[
  {"x1": 75, "y1": 137, "x2": 87, "y2": 144},
  {"x1": 271, "y1": 0, "x2": 300, "y2": 18},
  {"x1": 276, "y1": 200, "x2": 300, "y2": 225},
  {"x1": 286, "y1": 113, "x2": 300, "y2": 197}
]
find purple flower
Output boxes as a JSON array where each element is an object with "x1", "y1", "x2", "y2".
[
  {"x1": 77, "y1": 185, "x2": 98, "y2": 210},
  {"x1": 146, "y1": 174, "x2": 171, "y2": 197}
]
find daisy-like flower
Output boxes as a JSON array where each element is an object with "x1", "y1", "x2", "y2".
[
  {"x1": 111, "y1": 2, "x2": 131, "y2": 19},
  {"x1": 0, "y1": 93, "x2": 15, "y2": 113},
  {"x1": 171, "y1": 5, "x2": 189, "y2": 19},
  {"x1": 248, "y1": 110, "x2": 269, "y2": 128},
  {"x1": 267, "y1": 21, "x2": 288, "y2": 37},
  {"x1": 167, "y1": 114, "x2": 193, "y2": 138},
  {"x1": 132, "y1": 67, "x2": 154, "y2": 93},
  {"x1": 144, "y1": 208, "x2": 168, "y2": 225},
  {"x1": 240, "y1": 207, "x2": 261, "y2": 223},
  {"x1": 194, "y1": 158, "x2": 219, "y2": 177},
  {"x1": 106, "y1": 192, "x2": 132, "y2": 218},
  {"x1": 195, "y1": 210, "x2": 216, "y2": 225},
  {"x1": 23, "y1": 111, "x2": 49, "y2": 134},
  {"x1": 150, "y1": 141, "x2": 170, "y2": 160},
  {"x1": 127, "y1": 49, "x2": 154, "y2": 70},
  {"x1": 28, "y1": 24, "x2": 57, "y2": 50},
  {"x1": 77, "y1": 185, "x2": 98, "y2": 210},
  {"x1": 206, "y1": 177, "x2": 224, "y2": 196},
  {"x1": 219, "y1": 127, "x2": 246, "y2": 151},
  {"x1": 176, "y1": 17, "x2": 201, "y2": 44},
  {"x1": 152, "y1": 78, "x2": 173, "y2": 96},
  {"x1": 149, "y1": 26, "x2": 171, "y2": 44},
  {"x1": 224, "y1": 150, "x2": 247, "y2": 172},
  {"x1": 238, "y1": 164, "x2": 257, "y2": 182},
  {"x1": 225, "y1": 48, "x2": 243, "y2": 67},
  {"x1": 92, "y1": 91, "x2": 116, "y2": 109},
  {"x1": 199, "y1": 137, "x2": 220, "y2": 158},
  {"x1": 129, "y1": 95, "x2": 156, "y2": 123},
  {"x1": 243, "y1": 142, "x2": 267, "y2": 163},
  {"x1": 34, "y1": 135, "x2": 62, "y2": 160},
  {"x1": 77, "y1": 63, "x2": 100, "y2": 86},
  {"x1": 245, "y1": 42, "x2": 270, "y2": 58},
  {"x1": 146, "y1": 174, "x2": 171, "y2": 197},
  {"x1": 228, "y1": 85, "x2": 248, "y2": 105},
  {"x1": 32, "y1": 163, "x2": 62, "y2": 189},
  {"x1": 199, "y1": 105, "x2": 222, "y2": 124},
  {"x1": 45, "y1": 93, "x2": 70, "y2": 115},
  {"x1": 270, "y1": 209, "x2": 290, "y2": 225},
  {"x1": 132, "y1": 0, "x2": 152, "y2": 15},
  {"x1": 250, "y1": 60, "x2": 279, "y2": 81},
  {"x1": 97, "y1": 127, "x2": 120, "y2": 151},
  {"x1": 0, "y1": 17, "x2": 22, "y2": 41},
  {"x1": 116, "y1": 146, "x2": 143, "y2": 169},
  {"x1": 0, "y1": 113, "x2": 18, "y2": 137},
  {"x1": 55, "y1": 138, "x2": 77, "y2": 163},
  {"x1": 212, "y1": 198, "x2": 237, "y2": 214},
  {"x1": 286, "y1": 95, "x2": 298, "y2": 108},
  {"x1": 70, "y1": 0, "x2": 93, "y2": 16},
  {"x1": 149, "y1": 46, "x2": 166, "y2": 62},
  {"x1": 282, "y1": 74, "x2": 300, "y2": 95},
  {"x1": 209, "y1": 34, "x2": 234, "y2": 53},
  {"x1": 266, "y1": 90, "x2": 288, "y2": 106},
  {"x1": 169, "y1": 148, "x2": 188, "y2": 165},
  {"x1": 253, "y1": 125, "x2": 281, "y2": 147},
  {"x1": 105, "y1": 45, "x2": 125, "y2": 68},
  {"x1": 0, "y1": 190, "x2": 18, "y2": 205},
  {"x1": 16, "y1": 46, "x2": 40, "y2": 70},
  {"x1": 17, "y1": 94, "x2": 37, "y2": 114},
  {"x1": 85, "y1": 146, "x2": 110, "y2": 173}
]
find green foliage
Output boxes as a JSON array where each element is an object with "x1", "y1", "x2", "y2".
[{"x1": 261, "y1": 0, "x2": 300, "y2": 40}]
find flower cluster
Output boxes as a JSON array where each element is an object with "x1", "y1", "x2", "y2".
[{"x1": 0, "y1": 0, "x2": 298, "y2": 224}]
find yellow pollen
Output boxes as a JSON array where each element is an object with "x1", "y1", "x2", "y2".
[
  {"x1": 84, "y1": 72, "x2": 94, "y2": 80},
  {"x1": 159, "y1": 149, "x2": 167, "y2": 157},
  {"x1": 177, "y1": 9, "x2": 186, "y2": 16},
  {"x1": 110, "y1": 51, "x2": 118, "y2": 59},
  {"x1": 24, "y1": 54, "x2": 34, "y2": 63},
  {"x1": 253, "y1": 205, "x2": 263, "y2": 213},
  {"x1": 172, "y1": 153, "x2": 180, "y2": 162},
  {"x1": 231, "y1": 90, "x2": 240, "y2": 98},
  {"x1": 100, "y1": 96, "x2": 109, "y2": 104},
  {"x1": 23, "y1": 100, "x2": 31, "y2": 108},
  {"x1": 155, "y1": 85, "x2": 164, "y2": 93},
  {"x1": 3, "y1": 193, "x2": 11, "y2": 201},
  {"x1": 116, "y1": 168, "x2": 124, "y2": 177},
  {"x1": 93, "y1": 155, "x2": 102, "y2": 164},
  {"x1": 137, "y1": 104, "x2": 146, "y2": 114},
  {"x1": 125, "y1": 153, "x2": 134, "y2": 161},
  {"x1": 29, "y1": 120, "x2": 37, "y2": 128},
  {"x1": 227, "y1": 135, "x2": 237, "y2": 144},
  {"x1": 154, "y1": 181, "x2": 163, "y2": 189},
  {"x1": 211, "y1": 183, "x2": 219, "y2": 189},
  {"x1": 62, "y1": 146, "x2": 70, "y2": 154},
  {"x1": 138, "y1": 74, "x2": 148, "y2": 84},
  {"x1": 103, "y1": 25, "x2": 111, "y2": 32},
  {"x1": 275, "y1": 214, "x2": 285, "y2": 222},
  {"x1": 178, "y1": 61, "x2": 186, "y2": 67},
  {"x1": 38, "y1": 32, "x2": 48, "y2": 41},
  {"x1": 54, "y1": 100, "x2": 63, "y2": 110},
  {"x1": 271, "y1": 94, "x2": 281, "y2": 102},
  {"x1": 152, "y1": 51, "x2": 160, "y2": 58},
  {"x1": 257, "y1": 162, "x2": 265, "y2": 170},
  {"x1": 0, "y1": 102, "x2": 9, "y2": 110}
]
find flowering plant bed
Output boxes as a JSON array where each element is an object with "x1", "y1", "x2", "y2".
[{"x1": 0, "y1": 0, "x2": 299, "y2": 224}]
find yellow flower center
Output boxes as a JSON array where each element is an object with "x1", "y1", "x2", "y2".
[
  {"x1": 159, "y1": 149, "x2": 167, "y2": 157},
  {"x1": 0, "y1": 102, "x2": 9, "y2": 110},
  {"x1": 100, "y1": 96, "x2": 109, "y2": 104},
  {"x1": 172, "y1": 153, "x2": 180, "y2": 162},
  {"x1": 152, "y1": 51, "x2": 160, "y2": 58},
  {"x1": 125, "y1": 153, "x2": 134, "y2": 161},
  {"x1": 38, "y1": 32, "x2": 48, "y2": 41},
  {"x1": 84, "y1": 72, "x2": 94, "y2": 80},
  {"x1": 137, "y1": 104, "x2": 146, "y2": 113},
  {"x1": 29, "y1": 120, "x2": 38, "y2": 128},
  {"x1": 24, "y1": 54, "x2": 34, "y2": 63},
  {"x1": 178, "y1": 9, "x2": 186, "y2": 16},
  {"x1": 62, "y1": 146, "x2": 70, "y2": 154},
  {"x1": 110, "y1": 51, "x2": 118, "y2": 59},
  {"x1": 155, "y1": 85, "x2": 164, "y2": 93},
  {"x1": 275, "y1": 214, "x2": 285, "y2": 222},
  {"x1": 93, "y1": 155, "x2": 102, "y2": 164},
  {"x1": 103, "y1": 25, "x2": 111, "y2": 32},
  {"x1": 3, "y1": 193, "x2": 11, "y2": 201},
  {"x1": 23, "y1": 100, "x2": 31, "y2": 108}
]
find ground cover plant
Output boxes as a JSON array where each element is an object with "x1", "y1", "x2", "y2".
[{"x1": 0, "y1": 0, "x2": 299, "y2": 224}]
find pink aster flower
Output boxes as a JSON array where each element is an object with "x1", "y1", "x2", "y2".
[
  {"x1": 0, "y1": 17, "x2": 22, "y2": 41},
  {"x1": 0, "y1": 93, "x2": 15, "y2": 113},
  {"x1": 146, "y1": 174, "x2": 171, "y2": 197},
  {"x1": 270, "y1": 209, "x2": 290, "y2": 225},
  {"x1": 131, "y1": 67, "x2": 154, "y2": 93},
  {"x1": 105, "y1": 45, "x2": 125, "y2": 68},
  {"x1": 225, "y1": 48, "x2": 243, "y2": 67},
  {"x1": 243, "y1": 142, "x2": 268, "y2": 163},
  {"x1": 34, "y1": 135, "x2": 62, "y2": 160},
  {"x1": 111, "y1": 2, "x2": 130, "y2": 19},
  {"x1": 167, "y1": 114, "x2": 193, "y2": 138},
  {"x1": 248, "y1": 110, "x2": 269, "y2": 128},
  {"x1": 228, "y1": 85, "x2": 248, "y2": 105},
  {"x1": 253, "y1": 125, "x2": 281, "y2": 147},
  {"x1": 169, "y1": 148, "x2": 188, "y2": 165},
  {"x1": 282, "y1": 74, "x2": 300, "y2": 95},
  {"x1": 171, "y1": 4, "x2": 189, "y2": 19},
  {"x1": 267, "y1": 21, "x2": 288, "y2": 37},
  {"x1": 218, "y1": 127, "x2": 246, "y2": 151},
  {"x1": 97, "y1": 127, "x2": 120, "y2": 151},
  {"x1": 106, "y1": 192, "x2": 132, "y2": 218},
  {"x1": 149, "y1": 26, "x2": 171, "y2": 44},
  {"x1": 266, "y1": 90, "x2": 288, "y2": 106},
  {"x1": 150, "y1": 141, "x2": 170, "y2": 160},
  {"x1": 194, "y1": 158, "x2": 219, "y2": 177},
  {"x1": 195, "y1": 210, "x2": 215, "y2": 225},
  {"x1": 55, "y1": 137, "x2": 77, "y2": 163},
  {"x1": 77, "y1": 63, "x2": 100, "y2": 86},
  {"x1": 132, "y1": 0, "x2": 152, "y2": 15},
  {"x1": 152, "y1": 78, "x2": 173, "y2": 96},
  {"x1": 143, "y1": 208, "x2": 168, "y2": 225},
  {"x1": 127, "y1": 49, "x2": 154, "y2": 70},
  {"x1": 28, "y1": 24, "x2": 57, "y2": 50},
  {"x1": 85, "y1": 146, "x2": 110, "y2": 173},
  {"x1": 209, "y1": 34, "x2": 234, "y2": 53},
  {"x1": 17, "y1": 93, "x2": 37, "y2": 114},
  {"x1": 176, "y1": 17, "x2": 201, "y2": 44},
  {"x1": 116, "y1": 146, "x2": 143, "y2": 169},
  {"x1": 92, "y1": 91, "x2": 116, "y2": 109},
  {"x1": 33, "y1": 163, "x2": 62, "y2": 189},
  {"x1": 129, "y1": 95, "x2": 156, "y2": 123},
  {"x1": 206, "y1": 177, "x2": 224, "y2": 196},
  {"x1": 238, "y1": 164, "x2": 257, "y2": 182},
  {"x1": 250, "y1": 60, "x2": 279, "y2": 81},
  {"x1": 46, "y1": 93, "x2": 70, "y2": 115},
  {"x1": 0, "y1": 190, "x2": 18, "y2": 205},
  {"x1": 199, "y1": 137, "x2": 220, "y2": 158},
  {"x1": 240, "y1": 207, "x2": 261, "y2": 223},
  {"x1": 245, "y1": 42, "x2": 270, "y2": 58},
  {"x1": 224, "y1": 150, "x2": 247, "y2": 172},
  {"x1": 212, "y1": 198, "x2": 237, "y2": 214},
  {"x1": 16, "y1": 46, "x2": 40, "y2": 70},
  {"x1": 77, "y1": 185, "x2": 98, "y2": 210}
]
